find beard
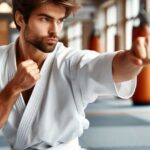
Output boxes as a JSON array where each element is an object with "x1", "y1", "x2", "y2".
[{"x1": 24, "y1": 25, "x2": 59, "y2": 53}]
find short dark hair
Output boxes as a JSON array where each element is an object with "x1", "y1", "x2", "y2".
[{"x1": 12, "y1": 0, "x2": 80, "y2": 30}]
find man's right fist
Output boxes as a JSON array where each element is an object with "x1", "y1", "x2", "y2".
[{"x1": 11, "y1": 59, "x2": 41, "y2": 93}]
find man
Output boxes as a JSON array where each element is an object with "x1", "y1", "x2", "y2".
[{"x1": 0, "y1": 0, "x2": 150, "y2": 149}]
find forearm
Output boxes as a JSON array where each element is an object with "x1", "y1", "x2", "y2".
[
  {"x1": 112, "y1": 50, "x2": 143, "y2": 82},
  {"x1": 0, "y1": 81, "x2": 20, "y2": 128}
]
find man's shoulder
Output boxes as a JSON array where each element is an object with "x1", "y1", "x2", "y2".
[
  {"x1": 56, "y1": 42, "x2": 82, "y2": 57},
  {"x1": 0, "y1": 43, "x2": 15, "y2": 66},
  {"x1": 0, "y1": 42, "x2": 15, "y2": 55},
  {"x1": 56, "y1": 42, "x2": 101, "y2": 64}
]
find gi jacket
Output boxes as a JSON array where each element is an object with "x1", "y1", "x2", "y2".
[{"x1": 0, "y1": 42, "x2": 136, "y2": 150}]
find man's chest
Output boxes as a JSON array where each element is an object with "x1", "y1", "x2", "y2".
[{"x1": 22, "y1": 87, "x2": 34, "y2": 105}]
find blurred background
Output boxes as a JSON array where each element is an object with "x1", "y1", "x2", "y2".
[
  {"x1": 1, "y1": 0, "x2": 150, "y2": 150},
  {"x1": 0, "y1": 0, "x2": 149, "y2": 51}
]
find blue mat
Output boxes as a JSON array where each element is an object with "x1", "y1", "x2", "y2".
[{"x1": 86, "y1": 115, "x2": 150, "y2": 127}]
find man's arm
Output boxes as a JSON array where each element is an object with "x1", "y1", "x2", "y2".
[
  {"x1": 0, "y1": 60, "x2": 40, "y2": 128},
  {"x1": 0, "y1": 81, "x2": 20, "y2": 128},
  {"x1": 113, "y1": 37, "x2": 150, "y2": 82}
]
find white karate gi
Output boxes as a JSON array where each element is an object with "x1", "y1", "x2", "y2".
[{"x1": 0, "y1": 41, "x2": 136, "y2": 150}]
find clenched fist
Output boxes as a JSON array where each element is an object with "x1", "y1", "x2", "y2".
[
  {"x1": 113, "y1": 36, "x2": 150, "y2": 82},
  {"x1": 131, "y1": 36, "x2": 150, "y2": 66},
  {"x1": 11, "y1": 59, "x2": 41, "y2": 93}
]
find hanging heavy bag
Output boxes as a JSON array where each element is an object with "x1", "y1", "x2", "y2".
[
  {"x1": 132, "y1": 9, "x2": 150, "y2": 105},
  {"x1": 88, "y1": 28, "x2": 103, "y2": 52}
]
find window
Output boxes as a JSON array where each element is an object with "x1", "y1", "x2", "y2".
[
  {"x1": 125, "y1": 0, "x2": 140, "y2": 50},
  {"x1": 106, "y1": 5, "x2": 117, "y2": 52},
  {"x1": 67, "y1": 22, "x2": 82, "y2": 50}
]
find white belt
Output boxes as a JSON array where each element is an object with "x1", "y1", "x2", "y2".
[
  {"x1": 22, "y1": 138, "x2": 86, "y2": 150},
  {"x1": 47, "y1": 138, "x2": 85, "y2": 150}
]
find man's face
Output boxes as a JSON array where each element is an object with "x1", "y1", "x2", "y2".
[{"x1": 23, "y1": 3, "x2": 66, "y2": 53}]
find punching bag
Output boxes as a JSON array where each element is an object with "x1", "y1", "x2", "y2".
[
  {"x1": 88, "y1": 28, "x2": 103, "y2": 52},
  {"x1": 132, "y1": 9, "x2": 150, "y2": 105}
]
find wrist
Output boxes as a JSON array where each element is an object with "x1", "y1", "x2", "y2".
[
  {"x1": 112, "y1": 50, "x2": 125, "y2": 82},
  {"x1": 4, "y1": 80, "x2": 21, "y2": 98}
]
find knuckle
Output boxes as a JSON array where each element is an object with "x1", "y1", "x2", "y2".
[
  {"x1": 25, "y1": 67, "x2": 30, "y2": 74},
  {"x1": 31, "y1": 74, "x2": 37, "y2": 81},
  {"x1": 20, "y1": 62, "x2": 25, "y2": 68},
  {"x1": 135, "y1": 37, "x2": 144, "y2": 45},
  {"x1": 34, "y1": 62, "x2": 38, "y2": 67}
]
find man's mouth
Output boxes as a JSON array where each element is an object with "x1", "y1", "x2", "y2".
[{"x1": 46, "y1": 37, "x2": 58, "y2": 43}]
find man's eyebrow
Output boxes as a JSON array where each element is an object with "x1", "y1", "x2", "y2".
[{"x1": 37, "y1": 13, "x2": 66, "y2": 20}]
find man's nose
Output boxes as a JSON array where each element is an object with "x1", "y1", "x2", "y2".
[{"x1": 49, "y1": 21, "x2": 58, "y2": 34}]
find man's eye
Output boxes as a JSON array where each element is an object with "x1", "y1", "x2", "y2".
[
  {"x1": 40, "y1": 17, "x2": 49, "y2": 22},
  {"x1": 57, "y1": 19, "x2": 65, "y2": 24}
]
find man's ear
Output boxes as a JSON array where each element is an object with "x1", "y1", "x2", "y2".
[{"x1": 15, "y1": 11, "x2": 25, "y2": 29}]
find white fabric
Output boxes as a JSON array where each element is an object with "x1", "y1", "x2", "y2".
[
  {"x1": 0, "y1": 42, "x2": 136, "y2": 150},
  {"x1": 46, "y1": 138, "x2": 81, "y2": 150},
  {"x1": 27, "y1": 138, "x2": 82, "y2": 150}
]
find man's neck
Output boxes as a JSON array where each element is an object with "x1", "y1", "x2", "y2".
[{"x1": 16, "y1": 37, "x2": 48, "y2": 69}]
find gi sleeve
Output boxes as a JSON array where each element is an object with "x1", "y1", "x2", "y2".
[{"x1": 70, "y1": 50, "x2": 136, "y2": 107}]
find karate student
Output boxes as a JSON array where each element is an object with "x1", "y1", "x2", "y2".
[{"x1": 0, "y1": 0, "x2": 150, "y2": 149}]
